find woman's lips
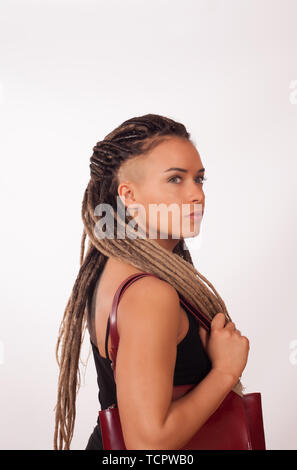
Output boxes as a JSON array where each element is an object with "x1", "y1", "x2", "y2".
[{"x1": 188, "y1": 212, "x2": 202, "y2": 219}]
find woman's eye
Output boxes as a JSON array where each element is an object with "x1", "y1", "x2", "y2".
[
  {"x1": 168, "y1": 175, "x2": 208, "y2": 184},
  {"x1": 197, "y1": 176, "x2": 207, "y2": 183},
  {"x1": 168, "y1": 175, "x2": 182, "y2": 183}
]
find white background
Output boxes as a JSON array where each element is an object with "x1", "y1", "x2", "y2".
[{"x1": 0, "y1": 0, "x2": 296, "y2": 450}]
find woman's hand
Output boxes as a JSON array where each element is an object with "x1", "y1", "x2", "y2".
[{"x1": 201, "y1": 313, "x2": 249, "y2": 385}]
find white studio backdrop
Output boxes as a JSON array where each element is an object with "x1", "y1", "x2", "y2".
[{"x1": 0, "y1": 0, "x2": 296, "y2": 450}]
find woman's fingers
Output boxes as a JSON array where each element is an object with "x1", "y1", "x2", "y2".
[
  {"x1": 225, "y1": 321, "x2": 241, "y2": 336},
  {"x1": 212, "y1": 316, "x2": 242, "y2": 338}
]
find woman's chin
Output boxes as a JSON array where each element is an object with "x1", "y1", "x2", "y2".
[{"x1": 180, "y1": 226, "x2": 201, "y2": 239}]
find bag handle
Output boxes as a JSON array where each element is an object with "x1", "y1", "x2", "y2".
[{"x1": 108, "y1": 272, "x2": 211, "y2": 377}]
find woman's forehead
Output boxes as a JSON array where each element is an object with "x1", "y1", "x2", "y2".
[{"x1": 117, "y1": 136, "x2": 201, "y2": 182}]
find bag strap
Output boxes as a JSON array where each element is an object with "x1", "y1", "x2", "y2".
[{"x1": 108, "y1": 272, "x2": 211, "y2": 376}]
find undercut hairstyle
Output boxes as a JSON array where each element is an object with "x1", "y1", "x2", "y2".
[{"x1": 53, "y1": 113, "x2": 244, "y2": 450}]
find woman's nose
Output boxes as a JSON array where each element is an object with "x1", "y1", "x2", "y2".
[
  {"x1": 189, "y1": 186, "x2": 204, "y2": 205},
  {"x1": 189, "y1": 191, "x2": 205, "y2": 214}
]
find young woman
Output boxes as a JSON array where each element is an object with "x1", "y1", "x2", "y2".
[{"x1": 54, "y1": 113, "x2": 249, "y2": 450}]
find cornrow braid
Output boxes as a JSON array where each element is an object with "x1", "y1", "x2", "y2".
[{"x1": 54, "y1": 113, "x2": 244, "y2": 450}]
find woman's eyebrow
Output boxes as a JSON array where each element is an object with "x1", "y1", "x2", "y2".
[{"x1": 164, "y1": 167, "x2": 205, "y2": 173}]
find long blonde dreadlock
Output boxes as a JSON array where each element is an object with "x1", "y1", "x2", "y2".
[{"x1": 53, "y1": 113, "x2": 244, "y2": 450}]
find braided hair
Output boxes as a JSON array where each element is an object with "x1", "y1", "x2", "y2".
[{"x1": 53, "y1": 113, "x2": 244, "y2": 450}]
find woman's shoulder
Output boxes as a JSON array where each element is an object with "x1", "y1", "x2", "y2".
[
  {"x1": 103, "y1": 259, "x2": 181, "y2": 333},
  {"x1": 103, "y1": 258, "x2": 178, "y2": 298}
]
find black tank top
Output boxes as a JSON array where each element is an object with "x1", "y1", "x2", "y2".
[{"x1": 86, "y1": 275, "x2": 212, "y2": 411}]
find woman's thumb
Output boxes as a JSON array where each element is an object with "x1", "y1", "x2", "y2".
[{"x1": 211, "y1": 312, "x2": 226, "y2": 330}]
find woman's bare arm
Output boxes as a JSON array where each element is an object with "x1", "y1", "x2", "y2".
[
  {"x1": 114, "y1": 276, "x2": 240, "y2": 450},
  {"x1": 158, "y1": 368, "x2": 235, "y2": 449}
]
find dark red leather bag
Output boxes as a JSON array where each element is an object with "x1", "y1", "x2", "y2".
[{"x1": 98, "y1": 272, "x2": 266, "y2": 450}]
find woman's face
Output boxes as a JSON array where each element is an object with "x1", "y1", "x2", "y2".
[{"x1": 117, "y1": 136, "x2": 206, "y2": 247}]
